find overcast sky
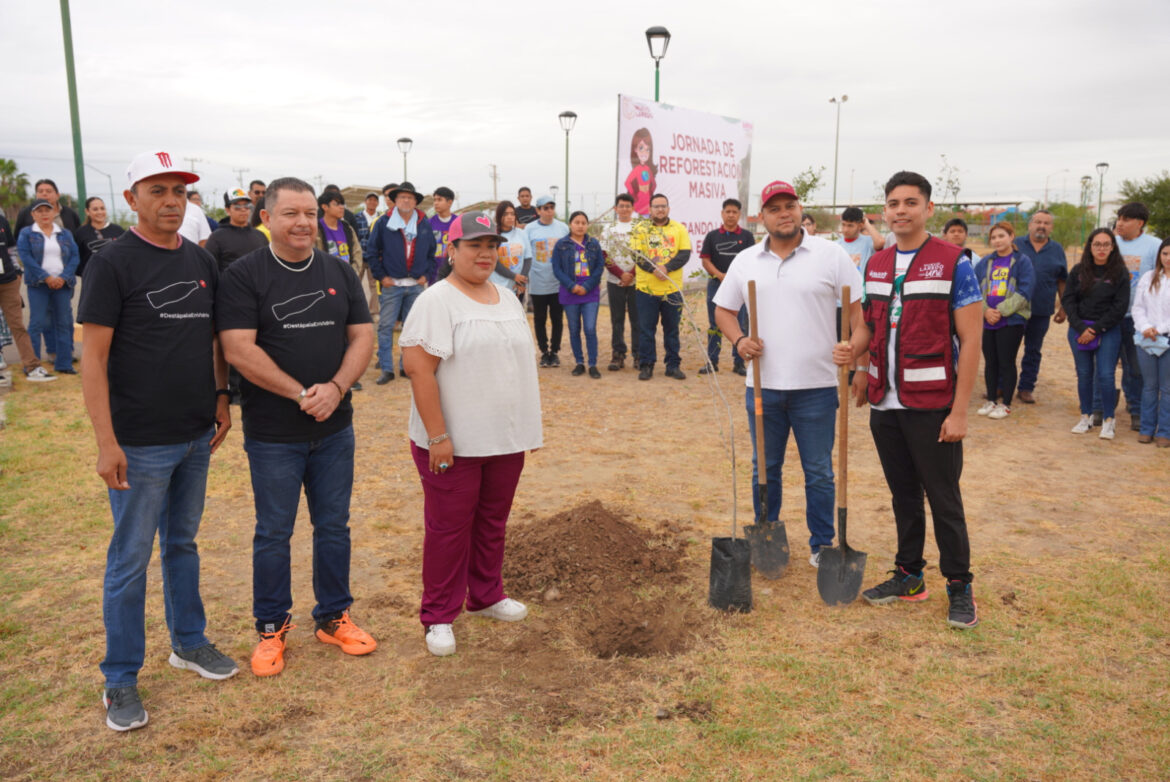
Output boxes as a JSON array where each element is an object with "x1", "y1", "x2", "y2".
[{"x1": 4, "y1": 0, "x2": 1169, "y2": 216}]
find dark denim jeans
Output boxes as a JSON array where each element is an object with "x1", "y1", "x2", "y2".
[
  {"x1": 636, "y1": 289, "x2": 682, "y2": 370},
  {"x1": 377, "y1": 283, "x2": 422, "y2": 372},
  {"x1": 1119, "y1": 316, "x2": 1143, "y2": 415},
  {"x1": 101, "y1": 428, "x2": 214, "y2": 688},
  {"x1": 244, "y1": 425, "x2": 355, "y2": 629},
  {"x1": 563, "y1": 300, "x2": 600, "y2": 366},
  {"x1": 744, "y1": 386, "x2": 838, "y2": 553},
  {"x1": 1069, "y1": 325, "x2": 1122, "y2": 418},
  {"x1": 1136, "y1": 347, "x2": 1170, "y2": 439},
  {"x1": 1018, "y1": 314, "x2": 1051, "y2": 393},
  {"x1": 706, "y1": 278, "x2": 747, "y2": 369},
  {"x1": 606, "y1": 281, "x2": 639, "y2": 358}
]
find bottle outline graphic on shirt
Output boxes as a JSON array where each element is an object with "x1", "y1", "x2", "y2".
[
  {"x1": 271, "y1": 290, "x2": 326, "y2": 321},
  {"x1": 146, "y1": 280, "x2": 200, "y2": 309}
]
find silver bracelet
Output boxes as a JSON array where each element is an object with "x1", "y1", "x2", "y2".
[{"x1": 426, "y1": 433, "x2": 449, "y2": 446}]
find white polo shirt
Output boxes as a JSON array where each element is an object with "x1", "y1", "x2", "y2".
[
  {"x1": 179, "y1": 201, "x2": 212, "y2": 244},
  {"x1": 713, "y1": 231, "x2": 862, "y2": 390}
]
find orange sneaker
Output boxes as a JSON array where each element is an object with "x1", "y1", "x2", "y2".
[
  {"x1": 251, "y1": 617, "x2": 295, "y2": 677},
  {"x1": 315, "y1": 611, "x2": 377, "y2": 656}
]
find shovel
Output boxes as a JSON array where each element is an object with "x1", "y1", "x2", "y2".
[
  {"x1": 817, "y1": 286, "x2": 868, "y2": 605},
  {"x1": 742, "y1": 280, "x2": 790, "y2": 579}
]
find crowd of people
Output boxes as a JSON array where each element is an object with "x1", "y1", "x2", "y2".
[{"x1": 0, "y1": 150, "x2": 1166, "y2": 735}]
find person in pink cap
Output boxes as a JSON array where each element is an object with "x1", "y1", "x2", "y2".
[
  {"x1": 79, "y1": 151, "x2": 237, "y2": 732},
  {"x1": 714, "y1": 180, "x2": 863, "y2": 568},
  {"x1": 400, "y1": 211, "x2": 543, "y2": 658}
]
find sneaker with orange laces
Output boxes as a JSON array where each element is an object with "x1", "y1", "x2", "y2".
[
  {"x1": 315, "y1": 611, "x2": 377, "y2": 656},
  {"x1": 251, "y1": 617, "x2": 295, "y2": 677}
]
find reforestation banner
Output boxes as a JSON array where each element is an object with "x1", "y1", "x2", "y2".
[{"x1": 616, "y1": 94, "x2": 753, "y2": 274}]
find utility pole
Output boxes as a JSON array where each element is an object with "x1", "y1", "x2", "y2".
[
  {"x1": 488, "y1": 164, "x2": 499, "y2": 201},
  {"x1": 233, "y1": 167, "x2": 249, "y2": 188},
  {"x1": 312, "y1": 175, "x2": 325, "y2": 193},
  {"x1": 59, "y1": 0, "x2": 86, "y2": 204},
  {"x1": 184, "y1": 157, "x2": 202, "y2": 176}
]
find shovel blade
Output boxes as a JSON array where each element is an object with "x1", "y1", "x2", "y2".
[
  {"x1": 743, "y1": 521, "x2": 790, "y2": 580},
  {"x1": 816, "y1": 545, "x2": 868, "y2": 605}
]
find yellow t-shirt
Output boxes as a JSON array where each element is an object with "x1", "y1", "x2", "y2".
[{"x1": 631, "y1": 220, "x2": 691, "y2": 296}]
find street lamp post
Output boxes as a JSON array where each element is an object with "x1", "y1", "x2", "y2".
[
  {"x1": 1095, "y1": 161, "x2": 1109, "y2": 227},
  {"x1": 59, "y1": 0, "x2": 86, "y2": 204},
  {"x1": 549, "y1": 185, "x2": 559, "y2": 203},
  {"x1": 1079, "y1": 175, "x2": 1092, "y2": 245},
  {"x1": 644, "y1": 26, "x2": 671, "y2": 102},
  {"x1": 397, "y1": 137, "x2": 413, "y2": 181},
  {"x1": 558, "y1": 111, "x2": 577, "y2": 222},
  {"x1": 829, "y1": 95, "x2": 848, "y2": 211},
  {"x1": 85, "y1": 163, "x2": 115, "y2": 219}
]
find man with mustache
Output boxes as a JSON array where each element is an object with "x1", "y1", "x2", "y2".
[{"x1": 79, "y1": 150, "x2": 237, "y2": 732}]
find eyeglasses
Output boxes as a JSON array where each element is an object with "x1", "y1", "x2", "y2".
[
  {"x1": 1090, "y1": 242, "x2": 1113, "y2": 249},
  {"x1": 230, "y1": 202, "x2": 251, "y2": 209}
]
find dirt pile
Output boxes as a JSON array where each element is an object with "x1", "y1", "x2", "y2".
[{"x1": 503, "y1": 500, "x2": 704, "y2": 658}]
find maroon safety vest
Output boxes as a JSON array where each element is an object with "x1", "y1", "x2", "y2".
[{"x1": 863, "y1": 236, "x2": 961, "y2": 410}]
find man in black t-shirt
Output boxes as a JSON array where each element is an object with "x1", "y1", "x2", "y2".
[
  {"x1": 514, "y1": 187, "x2": 538, "y2": 226},
  {"x1": 700, "y1": 198, "x2": 756, "y2": 375},
  {"x1": 79, "y1": 151, "x2": 239, "y2": 733},
  {"x1": 217, "y1": 177, "x2": 376, "y2": 679},
  {"x1": 205, "y1": 188, "x2": 268, "y2": 273}
]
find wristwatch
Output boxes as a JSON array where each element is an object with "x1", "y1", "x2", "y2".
[{"x1": 297, "y1": 387, "x2": 307, "y2": 401}]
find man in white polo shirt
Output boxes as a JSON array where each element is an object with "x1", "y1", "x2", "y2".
[{"x1": 714, "y1": 180, "x2": 862, "y2": 567}]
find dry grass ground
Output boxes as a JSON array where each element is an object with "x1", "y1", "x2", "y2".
[{"x1": 1, "y1": 290, "x2": 1168, "y2": 781}]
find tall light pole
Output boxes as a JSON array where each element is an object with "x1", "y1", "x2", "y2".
[
  {"x1": 1044, "y1": 168, "x2": 1069, "y2": 207},
  {"x1": 549, "y1": 185, "x2": 559, "y2": 203},
  {"x1": 85, "y1": 163, "x2": 115, "y2": 218},
  {"x1": 1079, "y1": 175, "x2": 1092, "y2": 245},
  {"x1": 397, "y1": 137, "x2": 413, "y2": 181},
  {"x1": 558, "y1": 111, "x2": 577, "y2": 222},
  {"x1": 829, "y1": 94, "x2": 848, "y2": 211},
  {"x1": 59, "y1": 0, "x2": 86, "y2": 204},
  {"x1": 1096, "y1": 161, "x2": 1109, "y2": 227},
  {"x1": 645, "y1": 26, "x2": 671, "y2": 102}
]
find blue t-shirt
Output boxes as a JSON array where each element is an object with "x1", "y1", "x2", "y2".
[
  {"x1": 525, "y1": 219, "x2": 569, "y2": 295},
  {"x1": 1014, "y1": 237, "x2": 1067, "y2": 317},
  {"x1": 836, "y1": 234, "x2": 875, "y2": 274},
  {"x1": 1116, "y1": 232, "x2": 1161, "y2": 315}
]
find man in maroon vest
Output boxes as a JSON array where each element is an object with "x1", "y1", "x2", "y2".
[{"x1": 832, "y1": 171, "x2": 983, "y2": 629}]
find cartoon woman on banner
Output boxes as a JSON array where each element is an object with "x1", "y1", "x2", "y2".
[{"x1": 624, "y1": 128, "x2": 657, "y2": 216}]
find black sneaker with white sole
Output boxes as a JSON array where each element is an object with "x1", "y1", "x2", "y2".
[
  {"x1": 104, "y1": 686, "x2": 148, "y2": 731},
  {"x1": 945, "y1": 580, "x2": 979, "y2": 629},
  {"x1": 168, "y1": 643, "x2": 239, "y2": 680}
]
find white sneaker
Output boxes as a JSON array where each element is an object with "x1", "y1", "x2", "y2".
[
  {"x1": 809, "y1": 551, "x2": 821, "y2": 568},
  {"x1": 1099, "y1": 418, "x2": 1116, "y2": 440},
  {"x1": 1071, "y1": 415, "x2": 1092, "y2": 434},
  {"x1": 988, "y1": 403, "x2": 1011, "y2": 419},
  {"x1": 24, "y1": 366, "x2": 57, "y2": 382},
  {"x1": 465, "y1": 598, "x2": 528, "y2": 622},
  {"x1": 976, "y1": 400, "x2": 996, "y2": 415},
  {"x1": 0, "y1": 372, "x2": 11, "y2": 389},
  {"x1": 425, "y1": 624, "x2": 455, "y2": 657}
]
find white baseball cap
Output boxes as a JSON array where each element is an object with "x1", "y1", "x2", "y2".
[{"x1": 125, "y1": 150, "x2": 199, "y2": 188}]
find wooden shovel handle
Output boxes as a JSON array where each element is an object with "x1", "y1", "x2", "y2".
[
  {"x1": 837, "y1": 286, "x2": 850, "y2": 508},
  {"x1": 748, "y1": 280, "x2": 766, "y2": 489}
]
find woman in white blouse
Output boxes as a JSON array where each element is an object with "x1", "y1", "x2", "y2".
[
  {"x1": 400, "y1": 211, "x2": 543, "y2": 657},
  {"x1": 1133, "y1": 238, "x2": 1170, "y2": 446}
]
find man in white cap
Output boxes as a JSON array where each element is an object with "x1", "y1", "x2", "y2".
[{"x1": 78, "y1": 150, "x2": 238, "y2": 733}]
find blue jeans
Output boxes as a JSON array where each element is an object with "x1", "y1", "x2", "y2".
[
  {"x1": 1136, "y1": 347, "x2": 1170, "y2": 439},
  {"x1": 1018, "y1": 314, "x2": 1051, "y2": 393},
  {"x1": 706, "y1": 279, "x2": 747, "y2": 369},
  {"x1": 636, "y1": 289, "x2": 682, "y2": 370},
  {"x1": 101, "y1": 428, "x2": 213, "y2": 688},
  {"x1": 1119, "y1": 316, "x2": 1143, "y2": 415},
  {"x1": 27, "y1": 284, "x2": 74, "y2": 370},
  {"x1": 377, "y1": 283, "x2": 422, "y2": 372},
  {"x1": 245, "y1": 425, "x2": 355, "y2": 629},
  {"x1": 563, "y1": 300, "x2": 599, "y2": 366},
  {"x1": 744, "y1": 386, "x2": 838, "y2": 552},
  {"x1": 1068, "y1": 326, "x2": 1122, "y2": 418}
]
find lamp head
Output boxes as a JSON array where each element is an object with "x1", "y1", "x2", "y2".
[
  {"x1": 645, "y1": 26, "x2": 671, "y2": 61},
  {"x1": 558, "y1": 111, "x2": 577, "y2": 132},
  {"x1": 397, "y1": 137, "x2": 413, "y2": 155}
]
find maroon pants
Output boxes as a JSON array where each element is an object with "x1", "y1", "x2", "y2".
[{"x1": 410, "y1": 443, "x2": 525, "y2": 626}]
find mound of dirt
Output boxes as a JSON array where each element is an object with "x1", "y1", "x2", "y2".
[
  {"x1": 503, "y1": 500, "x2": 685, "y2": 600},
  {"x1": 502, "y1": 500, "x2": 705, "y2": 659}
]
